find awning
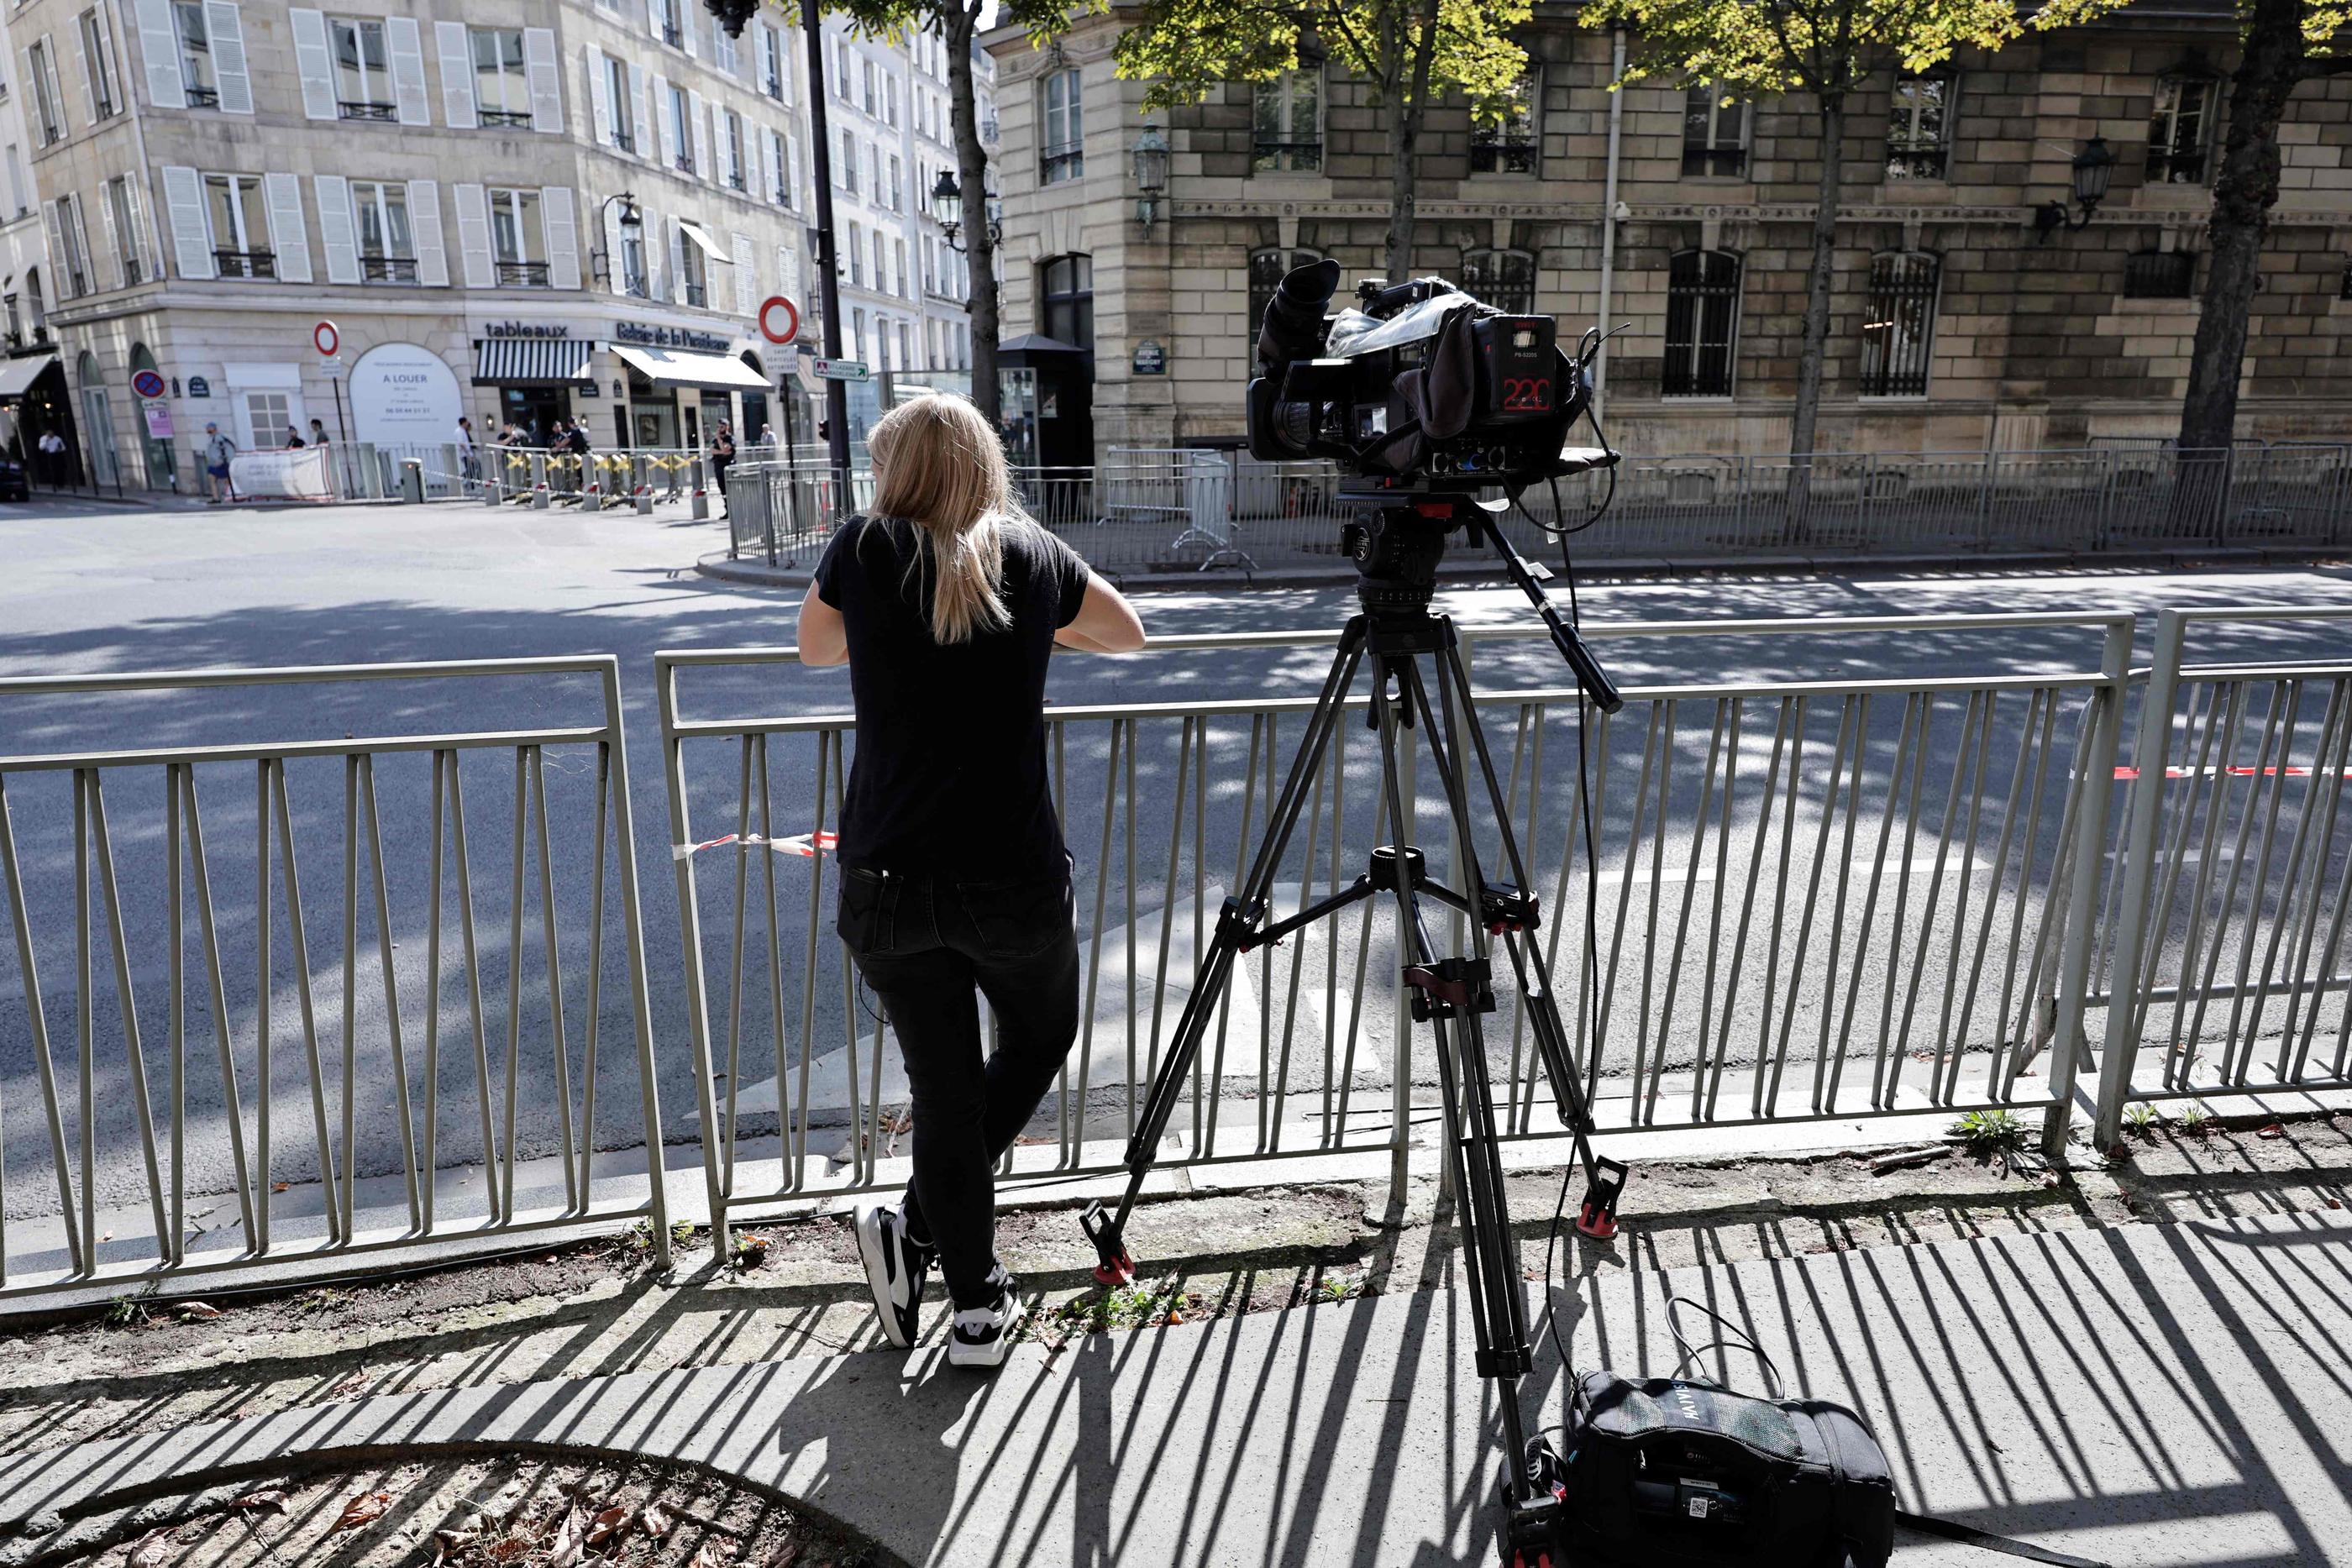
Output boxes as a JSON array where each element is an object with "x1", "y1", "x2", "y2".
[
  {"x1": 0, "y1": 352, "x2": 58, "y2": 401},
  {"x1": 677, "y1": 221, "x2": 732, "y2": 265},
  {"x1": 473, "y1": 338, "x2": 592, "y2": 385},
  {"x1": 611, "y1": 343, "x2": 769, "y2": 392}
]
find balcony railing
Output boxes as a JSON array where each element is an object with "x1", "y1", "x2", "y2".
[
  {"x1": 479, "y1": 108, "x2": 532, "y2": 128},
  {"x1": 186, "y1": 85, "x2": 220, "y2": 109},
  {"x1": 1885, "y1": 142, "x2": 1949, "y2": 180},
  {"x1": 1469, "y1": 136, "x2": 1536, "y2": 175},
  {"x1": 497, "y1": 260, "x2": 551, "y2": 287},
  {"x1": 1682, "y1": 144, "x2": 1747, "y2": 177},
  {"x1": 727, "y1": 170, "x2": 747, "y2": 191},
  {"x1": 682, "y1": 281, "x2": 706, "y2": 307},
  {"x1": 1040, "y1": 144, "x2": 1082, "y2": 183},
  {"x1": 214, "y1": 248, "x2": 276, "y2": 279},
  {"x1": 1250, "y1": 139, "x2": 1320, "y2": 174},
  {"x1": 764, "y1": 71, "x2": 783, "y2": 100},
  {"x1": 675, "y1": 154, "x2": 696, "y2": 175},
  {"x1": 612, "y1": 129, "x2": 635, "y2": 154},
  {"x1": 361, "y1": 254, "x2": 419, "y2": 283},
  {"x1": 339, "y1": 100, "x2": 397, "y2": 121},
  {"x1": 773, "y1": 185, "x2": 791, "y2": 207},
  {"x1": 660, "y1": 21, "x2": 681, "y2": 47},
  {"x1": 120, "y1": 256, "x2": 144, "y2": 286}
]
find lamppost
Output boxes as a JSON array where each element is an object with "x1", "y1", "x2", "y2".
[
  {"x1": 930, "y1": 170, "x2": 1000, "y2": 255},
  {"x1": 588, "y1": 194, "x2": 643, "y2": 446},
  {"x1": 2033, "y1": 137, "x2": 2116, "y2": 244},
  {"x1": 1131, "y1": 125, "x2": 1169, "y2": 233}
]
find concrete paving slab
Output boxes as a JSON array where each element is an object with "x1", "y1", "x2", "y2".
[{"x1": 3, "y1": 1210, "x2": 2344, "y2": 1566}]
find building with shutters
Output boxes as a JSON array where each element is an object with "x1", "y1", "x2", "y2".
[
  {"x1": 12, "y1": 0, "x2": 980, "y2": 491},
  {"x1": 986, "y1": 4, "x2": 2352, "y2": 468},
  {"x1": 0, "y1": 6, "x2": 70, "y2": 475}
]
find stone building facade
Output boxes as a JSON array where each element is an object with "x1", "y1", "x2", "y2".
[
  {"x1": 984, "y1": 3, "x2": 2352, "y2": 465},
  {"x1": 15, "y1": 0, "x2": 979, "y2": 491}
]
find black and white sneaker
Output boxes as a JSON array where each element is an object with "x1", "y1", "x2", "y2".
[
  {"x1": 854, "y1": 1201, "x2": 932, "y2": 1349},
  {"x1": 948, "y1": 1265, "x2": 1025, "y2": 1369}
]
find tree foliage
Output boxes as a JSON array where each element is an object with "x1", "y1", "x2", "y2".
[{"x1": 1573, "y1": 0, "x2": 2021, "y2": 94}]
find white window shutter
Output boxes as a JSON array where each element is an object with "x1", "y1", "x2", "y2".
[
  {"x1": 665, "y1": 215, "x2": 684, "y2": 304},
  {"x1": 732, "y1": 231, "x2": 754, "y2": 314},
  {"x1": 777, "y1": 244, "x2": 795, "y2": 304},
  {"x1": 289, "y1": 8, "x2": 334, "y2": 119},
  {"x1": 97, "y1": 185, "x2": 121, "y2": 289},
  {"x1": 587, "y1": 48, "x2": 611, "y2": 145},
  {"x1": 642, "y1": 204, "x2": 662, "y2": 298},
  {"x1": 627, "y1": 62, "x2": 648, "y2": 158},
  {"x1": 72, "y1": 22, "x2": 95, "y2": 126},
  {"x1": 644, "y1": 0, "x2": 662, "y2": 45},
  {"x1": 542, "y1": 185, "x2": 578, "y2": 290},
  {"x1": 312, "y1": 173, "x2": 356, "y2": 282},
  {"x1": 435, "y1": 21, "x2": 475, "y2": 128},
  {"x1": 160, "y1": 165, "x2": 213, "y2": 278},
  {"x1": 680, "y1": 7, "x2": 696, "y2": 58},
  {"x1": 123, "y1": 175, "x2": 151, "y2": 280},
  {"x1": 689, "y1": 88, "x2": 709, "y2": 180},
  {"x1": 750, "y1": 124, "x2": 768, "y2": 203},
  {"x1": 260, "y1": 171, "x2": 311, "y2": 282},
  {"x1": 45, "y1": 198, "x2": 70, "y2": 296},
  {"x1": 652, "y1": 73, "x2": 674, "y2": 167},
  {"x1": 205, "y1": 2, "x2": 251, "y2": 113},
  {"x1": 523, "y1": 27, "x2": 560, "y2": 133},
  {"x1": 453, "y1": 181, "x2": 491, "y2": 287},
  {"x1": 387, "y1": 17, "x2": 428, "y2": 125},
  {"x1": 604, "y1": 198, "x2": 627, "y2": 296},
  {"x1": 408, "y1": 177, "x2": 446, "y2": 285},
  {"x1": 131, "y1": 0, "x2": 182, "y2": 108}
]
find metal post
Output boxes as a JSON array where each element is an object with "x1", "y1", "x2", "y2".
[
  {"x1": 599, "y1": 656, "x2": 672, "y2": 1271},
  {"x1": 2092, "y1": 609, "x2": 2187, "y2": 1147},
  {"x1": 1392, "y1": 715, "x2": 1417, "y2": 1207},
  {"x1": 2042, "y1": 615, "x2": 2134, "y2": 1159},
  {"x1": 655, "y1": 658, "x2": 732, "y2": 1265},
  {"x1": 800, "y1": 0, "x2": 852, "y2": 509}
]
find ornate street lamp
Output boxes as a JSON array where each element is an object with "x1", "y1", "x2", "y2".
[
  {"x1": 2034, "y1": 136, "x2": 2116, "y2": 244},
  {"x1": 589, "y1": 191, "x2": 642, "y2": 285},
  {"x1": 1132, "y1": 124, "x2": 1169, "y2": 233},
  {"x1": 932, "y1": 169, "x2": 999, "y2": 254}
]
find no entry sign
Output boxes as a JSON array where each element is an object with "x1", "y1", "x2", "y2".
[
  {"x1": 312, "y1": 319, "x2": 339, "y2": 357},
  {"x1": 757, "y1": 295, "x2": 800, "y2": 345}
]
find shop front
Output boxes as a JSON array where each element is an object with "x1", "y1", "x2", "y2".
[
  {"x1": 471, "y1": 325, "x2": 593, "y2": 444},
  {"x1": 610, "y1": 331, "x2": 770, "y2": 452},
  {"x1": 0, "y1": 350, "x2": 74, "y2": 481}
]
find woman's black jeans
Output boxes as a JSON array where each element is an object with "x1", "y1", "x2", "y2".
[{"x1": 837, "y1": 857, "x2": 1080, "y2": 1309}]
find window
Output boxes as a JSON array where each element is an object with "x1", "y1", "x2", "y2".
[
  {"x1": 471, "y1": 28, "x2": 529, "y2": 128},
  {"x1": 769, "y1": 127, "x2": 794, "y2": 206},
  {"x1": 620, "y1": 220, "x2": 647, "y2": 296},
  {"x1": 886, "y1": 76, "x2": 899, "y2": 127},
  {"x1": 28, "y1": 41, "x2": 62, "y2": 145},
  {"x1": 723, "y1": 109, "x2": 746, "y2": 189},
  {"x1": 861, "y1": 57, "x2": 875, "y2": 113},
  {"x1": 78, "y1": 9, "x2": 120, "y2": 120},
  {"x1": 56, "y1": 194, "x2": 90, "y2": 296},
  {"x1": 605, "y1": 55, "x2": 633, "y2": 151},
  {"x1": 1858, "y1": 252, "x2": 1939, "y2": 396},
  {"x1": 1683, "y1": 83, "x2": 1746, "y2": 177},
  {"x1": 171, "y1": 1, "x2": 218, "y2": 108},
  {"x1": 1471, "y1": 72, "x2": 1536, "y2": 174},
  {"x1": 330, "y1": 17, "x2": 394, "y2": 119},
  {"x1": 3, "y1": 144, "x2": 24, "y2": 217},
  {"x1": 871, "y1": 228, "x2": 885, "y2": 291},
  {"x1": 832, "y1": 36, "x2": 851, "y2": 99},
  {"x1": 2124, "y1": 249, "x2": 2195, "y2": 300},
  {"x1": 897, "y1": 320, "x2": 911, "y2": 369},
  {"x1": 1041, "y1": 67, "x2": 1082, "y2": 183},
  {"x1": 836, "y1": 127, "x2": 856, "y2": 194},
  {"x1": 1030, "y1": 252, "x2": 1089, "y2": 352},
  {"x1": 668, "y1": 83, "x2": 693, "y2": 173},
  {"x1": 1886, "y1": 72, "x2": 1952, "y2": 180},
  {"x1": 2148, "y1": 73, "x2": 2215, "y2": 185},
  {"x1": 1462, "y1": 249, "x2": 1535, "y2": 313},
  {"x1": 1252, "y1": 70, "x2": 1320, "y2": 173},
  {"x1": 203, "y1": 171, "x2": 271, "y2": 276},
  {"x1": 848, "y1": 219, "x2": 863, "y2": 285},
  {"x1": 244, "y1": 390, "x2": 292, "y2": 448},
  {"x1": 1662, "y1": 250, "x2": 1741, "y2": 396},
  {"x1": 850, "y1": 307, "x2": 864, "y2": 359},
  {"x1": 351, "y1": 180, "x2": 415, "y2": 281},
  {"x1": 1248, "y1": 246, "x2": 1320, "y2": 354},
  {"x1": 894, "y1": 238, "x2": 907, "y2": 297},
  {"x1": 654, "y1": 0, "x2": 682, "y2": 50},
  {"x1": 759, "y1": 25, "x2": 785, "y2": 99},
  {"x1": 888, "y1": 154, "x2": 902, "y2": 210},
  {"x1": 676, "y1": 223, "x2": 706, "y2": 303},
  {"x1": 105, "y1": 175, "x2": 142, "y2": 285},
  {"x1": 711, "y1": 19, "x2": 736, "y2": 74},
  {"x1": 489, "y1": 188, "x2": 546, "y2": 286}
]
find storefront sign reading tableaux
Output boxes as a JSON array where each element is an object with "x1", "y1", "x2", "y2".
[{"x1": 484, "y1": 322, "x2": 575, "y2": 338}]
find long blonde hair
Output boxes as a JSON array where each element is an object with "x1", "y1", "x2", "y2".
[{"x1": 866, "y1": 393, "x2": 1025, "y2": 644}]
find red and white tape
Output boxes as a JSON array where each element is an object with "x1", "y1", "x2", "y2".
[{"x1": 672, "y1": 829, "x2": 838, "y2": 861}]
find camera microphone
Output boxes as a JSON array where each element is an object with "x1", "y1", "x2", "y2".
[{"x1": 1256, "y1": 258, "x2": 1341, "y2": 372}]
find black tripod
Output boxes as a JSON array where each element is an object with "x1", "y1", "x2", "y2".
[{"x1": 1079, "y1": 487, "x2": 1630, "y2": 1567}]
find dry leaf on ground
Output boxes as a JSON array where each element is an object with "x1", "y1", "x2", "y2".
[
  {"x1": 173, "y1": 1301, "x2": 223, "y2": 1320},
  {"x1": 640, "y1": 1500, "x2": 675, "y2": 1539},
  {"x1": 126, "y1": 1530, "x2": 177, "y2": 1567},
  {"x1": 585, "y1": 1504, "x2": 633, "y2": 1547},
  {"x1": 333, "y1": 1492, "x2": 393, "y2": 1532},
  {"x1": 545, "y1": 1508, "x2": 588, "y2": 1568},
  {"x1": 228, "y1": 1487, "x2": 285, "y2": 1513}
]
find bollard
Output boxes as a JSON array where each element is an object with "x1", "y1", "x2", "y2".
[
  {"x1": 690, "y1": 487, "x2": 710, "y2": 520},
  {"x1": 399, "y1": 459, "x2": 424, "y2": 505},
  {"x1": 635, "y1": 485, "x2": 654, "y2": 516},
  {"x1": 533, "y1": 483, "x2": 551, "y2": 510}
]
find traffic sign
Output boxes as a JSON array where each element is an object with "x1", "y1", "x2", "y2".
[
  {"x1": 319, "y1": 355, "x2": 346, "y2": 380},
  {"x1": 130, "y1": 369, "x2": 166, "y2": 400},
  {"x1": 813, "y1": 359, "x2": 870, "y2": 383},
  {"x1": 757, "y1": 294, "x2": 801, "y2": 345},
  {"x1": 312, "y1": 319, "x2": 339, "y2": 357}
]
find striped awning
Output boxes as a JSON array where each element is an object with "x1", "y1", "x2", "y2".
[{"x1": 472, "y1": 338, "x2": 592, "y2": 386}]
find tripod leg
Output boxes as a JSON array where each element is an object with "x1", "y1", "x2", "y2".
[{"x1": 1080, "y1": 617, "x2": 1371, "y2": 1282}]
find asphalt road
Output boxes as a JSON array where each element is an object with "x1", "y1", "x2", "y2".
[{"x1": 2, "y1": 493, "x2": 2348, "y2": 1228}]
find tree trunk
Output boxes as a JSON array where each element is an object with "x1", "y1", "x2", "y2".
[
  {"x1": 2177, "y1": 0, "x2": 2303, "y2": 453},
  {"x1": 1380, "y1": 0, "x2": 1440, "y2": 282},
  {"x1": 947, "y1": 0, "x2": 1000, "y2": 426},
  {"x1": 1786, "y1": 92, "x2": 1845, "y2": 533}
]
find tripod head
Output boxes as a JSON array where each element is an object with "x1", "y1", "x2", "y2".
[{"x1": 1338, "y1": 485, "x2": 1625, "y2": 714}]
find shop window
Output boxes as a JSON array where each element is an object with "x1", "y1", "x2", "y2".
[
  {"x1": 1683, "y1": 83, "x2": 1746, "y2": 177},
  {"x1": 1858, "y1": 252, "x2": 1940, "y2": 396},
  {"x1": 171, "y1": 2, "x2": 218, "y2": 108},
  {"x1": 1462, "y1": 249, "x2": 1535, "y2": 313},
  {"x1": 1886, "y1": 72, "x2": 1952, "y2": 181},
  {"x1": 1252, "y1": 69, "x2": 1320, "y2": 173},
  {"x1": 1662, "y1": 250, "x2": 1742, "y2": 396},
  {"x1": 1039, "y1": 253, "x2": 1094, "y2": 353},
  {"x1": 353, "y1": 180, "x2": 417, "y2": 282},
  {"x1": 489, "y1": 188, "x2": 546, "y2": 286},
  {"x1": 1041, "y1": 67, "x2": 1082, "y2": 183},
  {"x1": 1247, "y1": 246, "x2": 1320, "y2": 356},
  {"x1": 2124, "y1": 249, "x2": 2194, "y2": 300},
  {"x1": 1471, "y1": 71, "x2": 1537, "y2": 174},
  {"x1": 202, "y1": 171, "x2": 272, "y2": 277},
  {"x1": 2148, "y1": 73, "x2": 2215, "y2": 185},
  {"x1": 328, "y1": 16, "x2": 394, "y2": 119},
  {"x1": 471, "y1": 28, "x2": 530, "y2": 128}
]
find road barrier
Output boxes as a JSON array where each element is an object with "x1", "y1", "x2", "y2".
[{"x1": 0, "y1": 658, "x2": 672, "y2": 1303}]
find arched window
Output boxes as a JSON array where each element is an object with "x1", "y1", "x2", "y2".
[
  {"x1": 2148, "y1": 71, "x2": 2216, "y2": 185},
  {"x1": 1858, "y1": 252, "x2": 1940, "y2": 397},
  {"x1": 1247, "y1": 245, "x2": 1321, "y2": 354},
  {"x1": 1040, "y1": 253, "x2": 1092, "y2": 350},
  {"x1": 1462, "y1": 249, "x2": 1535, "y2": 313},
  {"x1": 1662, "y1": 250, "x2": 1742, "y2": 397}
]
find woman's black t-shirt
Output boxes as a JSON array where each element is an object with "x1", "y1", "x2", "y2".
[{"x1": 813, "y1": 514, "x2": 1091, "y2": 878}]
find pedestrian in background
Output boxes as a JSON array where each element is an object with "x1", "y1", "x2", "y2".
[
  {"x1": 710, "y1": 420, "x2": 737, "y2": 515},
  {"x1": 202, "y1": 422, "x2": 236, "y2": 503},
  {"x1": 283, "y1": 424, "x2": 304, "y2": 449},
  {"x1": 455, "y1": 416, "x2": 480, "y2": 493}
]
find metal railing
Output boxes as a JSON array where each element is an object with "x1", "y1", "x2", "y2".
[
  {"x1": 472, "y1": 446, "x2": 711, "y2": 507},
  {"x1": 656, "y1": 611, "x2": 2132, "y2": 1256},
  {"x1": 2093, "y1": 606, "x2": 2352, "y2": 1143},
  {"x1": 0, "y1": 658, "x2": 673, "y2": 1302}
]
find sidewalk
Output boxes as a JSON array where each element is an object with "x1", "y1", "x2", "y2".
[{"x1": 6, "y1": 1207, "x2": 2343, "y2": 1565}]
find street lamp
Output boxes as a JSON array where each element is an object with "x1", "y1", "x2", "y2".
[
  {"x1": 590, "y1": 191, "x2": 643, "y2": 285},
  {"x1": 2034, "y1": 137, "x2": 2115, "y2": 244},
  {"x1": 932, "y1": 170, "x2": 999, "y2": 254},
  {"x1": 1132, "y1": 124, "x2": 1169, "y2": 233}
]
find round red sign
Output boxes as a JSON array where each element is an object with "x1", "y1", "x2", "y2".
[
  {"x1": 757, "y1": 296, "x2": 800, "y2": 346},
  {"x1": 312, "y1": 320, "x2": 339, "y2": 357}
]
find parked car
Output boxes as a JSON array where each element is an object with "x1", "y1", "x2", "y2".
[{"x1": 0, "y1": 456, "x2": 28, "y2": 501}]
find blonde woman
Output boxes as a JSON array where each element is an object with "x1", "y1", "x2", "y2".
[{"x1": 797, "y1": 393, "x2": 1145, "y2": 1366}]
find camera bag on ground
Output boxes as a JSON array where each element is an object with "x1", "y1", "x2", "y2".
[{"x1": 1531, "y1": 1300, "x2": 2109, "y2": 1568}]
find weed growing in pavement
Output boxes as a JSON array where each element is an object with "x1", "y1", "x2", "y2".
[
  {"x1": 1950, "y1": 1108, "x2": 2026, "y2": 1157},
  {"x1": 2124, "y1": 1102, "x2": 2160, "y2": 1138},
  {"x1": 728, "y1": 1231, "x2": 770, "y2": 1271},
  {"x1": 103, "y1": 1283, "x2": 157, "y2": 1328},
  {"x1": 2178, "y1": 1101, "x2": 2213, "y2": 1137},
  {"x1": 1031, "y1": 1278, "x2": 1197, "y2": 1340},
  {"x1": 295, "y1": 1287, "x2": 351, "y2": 1314},
  {"x1": 1315, "y1": 1272, "x2": 1363, "y2": 1304}
]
